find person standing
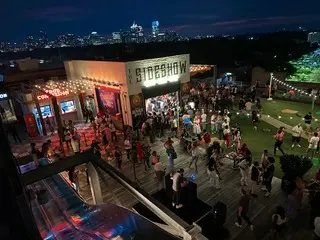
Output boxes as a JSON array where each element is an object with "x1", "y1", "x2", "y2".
[
  {"x1": 238, "y1": 156, "x2": 251, "y2": 186},
  {"x1": 304, "y1": 112, "x2": 312, "y2": 132},
  {"x1": 170, "y1": 116, "x2": 178, "y2": 137},
  {"x1": 71, "y1": 135, "x2": 80, "y2": 154},
  {"x1": 114, "y1": 146, "x2": 122, "y2": 170},
  {"x1": 207, "y1": 150, "x2": 221, "y2": 189},
  {"x1": 172, "y1": 169, "x2": 186, "y2": 209},
  {"x1": 223, "y1": 125, "x2": 231, "y2": 149},
  {"x1": 250, "y1": 161, "x2": 260, "y2": 198},
  {"x1": 261, "y1": 157, "x2": 275, "y2": 197},
  {"x1": 261, "y1": 149, "x2": 269, "y2": 174},
  {"x1": 136, "y1": 140, "x2": 144, "y2": 164},
  {"x1": 201, "y1": 109, "x2": 207, "y2": 132},
  {"x1": 211, "y1": 113, "x2": 217, "y2": 134},
  {"x1": 124, "y1": 137, "x2": 132, "y2": 162},
  {"x1": 234, "y1": 130, "x2": 241, "y2": 153},
  {"x1": 235, "y1": 188, "x2": 254, "y2": 230},
  {"x1": 189, "y1": 143, "x2": 199, "y2": 172},
  {"x1": 109, "y1": 122, "x2": 117, "y2": 142},
  {"x1": 307, "y1": 132, "x2": 320, "y2": 159},
  {"x1": 274, "y1": 129, "x2": 285, "y2": 155},
  {"x1": 292, "y1": 123, "x2": 303, "y2": 148},
  {"x1": 217, "y1": 117, "x2": 224, "y2": 140}
]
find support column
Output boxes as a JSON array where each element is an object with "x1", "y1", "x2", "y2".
[
  {"x1": 87, "y1": 162, "x2": 103, "y2": 204},
  {"x1": 33, "y1": 90, "x2": 47, "y2": 136},
  {"x1": 51, "y1": 97, "x2": 63, "y2": 146},
  {"x1": 213, "y1": 65, "x2": 218, "y2": 88}
]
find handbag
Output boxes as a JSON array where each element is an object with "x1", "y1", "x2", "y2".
[{"x1": 172, "y1": 151, "x2": 177, "y2": 159}]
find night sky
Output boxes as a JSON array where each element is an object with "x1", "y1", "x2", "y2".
[{"x1": 3, "y1": 0, "x2": 320, "y2": 41}]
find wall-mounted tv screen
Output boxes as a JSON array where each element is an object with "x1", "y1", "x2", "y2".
[{"x1": 60, "y1": 100, "x2": 76, "y2": 114}]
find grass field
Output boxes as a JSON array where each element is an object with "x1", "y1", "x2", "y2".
[
  {"x1": 213, "y1": 114, "x2": 318, "y2": 179},
  {"x1": 262, "y1": 99, "x2": 320, "y2": 131}
]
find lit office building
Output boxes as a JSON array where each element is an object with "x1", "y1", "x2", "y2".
[
  {"x1": 308, "y1": 32, "x2": 320, "y2": 44},
  {"x1": 152, "y1": 21, "x2": 159, "y2": 37}
]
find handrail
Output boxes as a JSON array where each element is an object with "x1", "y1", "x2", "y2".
[
  {"x1": 91, "y1": 155, "x2": 192, "y2": 239},
  {"x1": 41, "y1": 177, "x2": 109, "y2": 240}
]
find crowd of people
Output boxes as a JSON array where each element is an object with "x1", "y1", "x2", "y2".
[{"x1": 24, "y1": 81, "x2": 320, "y2": 239}]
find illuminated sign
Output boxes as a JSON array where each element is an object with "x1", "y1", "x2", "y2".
[
  {"x1": 0, "y1": 93, "x2": 8, "y2": 99},
  {"x1": 131, "y1": 61, "x2": 187, "y2": 84},
  {"x1": 37, "y1": 89, "x2": 70, "y2": 100},
  {"x1": 126, "y1": 54, "x2": 190, "y2": 94}
]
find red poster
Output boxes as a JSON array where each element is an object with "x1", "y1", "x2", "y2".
[{"x1": 24, "y1": 114, "x2": 39, "y2": 138}]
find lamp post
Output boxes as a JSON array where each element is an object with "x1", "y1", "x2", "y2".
[{"x1": 267, "y1": 72, "x2": 273, "y2": 101}]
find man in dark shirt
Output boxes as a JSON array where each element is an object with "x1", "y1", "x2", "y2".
[
  {"x1": 235, "y1": 188, "x2": 254, "y2": 230},
  {"x1": 250, "y1": 161, "x2": 260, "y2": 198},
  {"x1": 261, "y1": 157, "x2": 275, "y2": 197},
  {"x1": 304, "y1": 112, "x2": 312, "y2": 132}
]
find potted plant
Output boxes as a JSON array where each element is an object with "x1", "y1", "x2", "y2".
[{"x1": 279, "y1": 154, "x2": 313, "y2": 193}]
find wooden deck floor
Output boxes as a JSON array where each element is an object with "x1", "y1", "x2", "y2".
[{"x1": 66, "y1": 137, "x2": 313, "y2": 240}]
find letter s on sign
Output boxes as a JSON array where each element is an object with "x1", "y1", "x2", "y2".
[{"x1": 136, "y1": 68, "x2": 142, "y2": 83}]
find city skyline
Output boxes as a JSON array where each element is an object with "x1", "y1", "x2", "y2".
[{"x1": 2, "y1": 0, "x2": 320, "y2": 42}]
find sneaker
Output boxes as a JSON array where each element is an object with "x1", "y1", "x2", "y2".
[
  {"x1": 176, "y1": 204, "x2": 183, "y2": 209},
  {"x1": 261, "y1": 187, "x2": 267, "y2": 191},
  {"x1": 235, "y1": 222, "x2": 242, "y2": 228},
  {"x1": 291, "y1": 144, "x2": 294, "y2": 148},
  {"x1": 172, "y1": 202, "x2": 175, "y2": 207},
  {"x1": 265, "y1": 192, "x2": 271, "y2": 197},
  {"x1": 297, "y1": 144, "x2": 301, "y2": 148},
  {"x1": 250, "y1": 225, "x2": 254, "y2": 231}
]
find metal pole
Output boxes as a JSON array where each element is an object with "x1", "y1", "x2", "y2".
[
  {"x1": 312, "y1": 96, "x2": 316, "y2": 113},
  {"x1": 267, "y1": 72, "x2": 273, "y2": 101},
  {"x1": 51, "y1": 97, "x2": 64, "y2": 147}
]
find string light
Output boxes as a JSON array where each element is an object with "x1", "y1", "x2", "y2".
[{"x1": 272, "y1": 76, "x2": 317, "y2": 99}]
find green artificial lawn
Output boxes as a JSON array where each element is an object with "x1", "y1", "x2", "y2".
[
  {"x1": 262, "y1": 99, "x2": 320, "y2": 131},
  {"x1": 212, "y1": 114, "x2": 318, "y2": 179}
]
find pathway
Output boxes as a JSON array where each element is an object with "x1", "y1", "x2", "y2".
[{"x1": 261, "y1": 114, "x2": 310, "y2": 139}]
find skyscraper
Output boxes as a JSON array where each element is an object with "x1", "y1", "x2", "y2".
[{"x1": 152, "y1": 21, "x2": 159, "y2": 37}]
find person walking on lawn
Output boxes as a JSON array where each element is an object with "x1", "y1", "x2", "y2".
[{"x1": 291, "y1": 123, "x2": 303, "y2": 149}]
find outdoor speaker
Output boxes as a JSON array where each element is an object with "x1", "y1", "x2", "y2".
[{"x1": 212, "y1": 201, "x2": 227, "y2": 226}]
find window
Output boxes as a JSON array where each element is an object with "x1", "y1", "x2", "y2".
[
  {"x1": 34, "y1": 105, "x2": 53, "y2": 117},
  {"x1": 60, "y1": 100, "x2": 76, "y2": 114}
]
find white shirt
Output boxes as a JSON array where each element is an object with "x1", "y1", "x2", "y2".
[
  {"x1": 211, "y1": 115, "x2": 216, "y2": 124},
  {"x1": 245, "y1": 102, "x2": 253, "y2": 111},
  {"x1": 124, "y1": 140, "x2": 132, "y2": 150},
  {"x1": 191, "y1": 147, "x2": 198, "y2": 157},
  {"x1": 222, "y1": 122, "x2": 229, "y2": 129},
  {"x1": 201, "y1": 113, "x2": 207, "y2": 123},
  {"x1": 172, "y1": 172, "x2": 182, "y2": 191},
  {"x1": 309, "y1": 136, "x2": 320, "y2": 149},
  {"x1": 223, "y1": 128, "x2": 230, "y2": 136},
  {"x1": 225, "y1": 116, "x2": 230, "y2": 125},
  {"x1": 292, "y1": 125, "x2": 303, "y2": 137},
  {"x1": 315, "y1": 217, "x2": 320, "y2": 237}
]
